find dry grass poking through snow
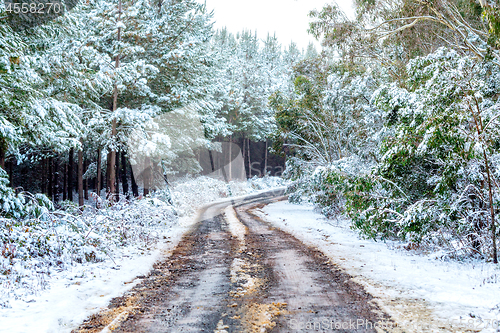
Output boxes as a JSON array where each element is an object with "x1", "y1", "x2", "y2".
[
  {"x1": 73, "y1": 295, "x2": 138, "y2": 333},
  {"x1": 240, "y1": 302, "x2": 289, "y2": 333}
]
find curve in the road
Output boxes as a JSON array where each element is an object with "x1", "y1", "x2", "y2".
[{"x1": 74, "y1": 190, "x2": 392, "y2": 333}]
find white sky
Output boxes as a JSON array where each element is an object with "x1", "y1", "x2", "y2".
[{"x1": 201, "y1": 0, "x2": 355, "y2": 51}]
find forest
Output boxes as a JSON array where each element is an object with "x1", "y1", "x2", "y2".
[
  {"x1": 0, "y1": 0, "x2": 303, "y2": 208},
  {"x1": 275, "y1": 0, "x2": 500, "y2": 263},
  {"x1": 0, "y1": 0, "x2": 304, "y2": 296},
  {"x1": 1, "y1": 0, "x2": 500, "y2": 300}
]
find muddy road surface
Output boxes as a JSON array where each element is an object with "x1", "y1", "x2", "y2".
[{"x1": 75, "y1": 190, "x2": 391, "y2": 333}]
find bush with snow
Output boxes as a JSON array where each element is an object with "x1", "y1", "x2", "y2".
[
  {"x1": 171, "y1": 175, "x2": 284, "y2": 216},
  {"x1": 0, "y1": 195, "x2": 176, "y2": 301},
  {"x1": 280, "y1": 48, "x2": 500, "y2": 262}
]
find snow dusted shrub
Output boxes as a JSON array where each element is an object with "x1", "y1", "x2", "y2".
[
  {"x1": 282, "y1": 157, "x2": 315, "y2": 204},
  {"x1": 285, "y1": 156, "x2": 374, "y2": 219},
  {"x1": 306, "y1": 157, "x2": 409, "y2": 239},
  {"x1": 21, "y1": 193, "x2": 53, "y2": 219},
  {"x1": 0, "y1": 169, "x2": 28, "y2": 219},
  {"x1": 0, "y1": 168, "x2": 53, "y2": 221},
  {"x1": 0, "y1": 193, "x2": 178, "y2": 297},
  {"x1": 170, "y1": 175, "x2": 280, "y2": 216},
  {"x1": 310, "y1": 164, "x2": 447, "y2": 243},
  {"x1": 308, "y1": 164, "x2": 355, "y2": 218},
  {"x1": 369, "y1": 48, "x2": 500, "y2": 260},
  {"x1": 248, "y1": 175, "x2": 286, "y2": 190},
  {"x1": 345, "y1": 175, "x2": 446, "y2": 242}
]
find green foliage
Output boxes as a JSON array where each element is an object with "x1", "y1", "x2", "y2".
[
  {"x1": 483, "y1": 5, "x2": 500, "y2": 48},
  {"x1": 0, "y1": 169, "x2": 25, "y2": 219},
  {"x1": 293, "y1": 48, "x2": 500, "y2": 252},
  {"x1": 277, "y1": 0, "x2": 500, "y2": 261},
  {"x1": 209, "y1": 29, "x2": 297, "y2": 143},
  {"x1": 0, "y1": 168, "x2": 53, "y2": 219}
]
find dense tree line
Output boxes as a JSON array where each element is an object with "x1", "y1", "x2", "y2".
[
  {"x1": 0, "y1": 0, "x2": 301, "y2": 214},
  {"x1": 273, "y1": 0, "x2": 500, "y2": 263}
]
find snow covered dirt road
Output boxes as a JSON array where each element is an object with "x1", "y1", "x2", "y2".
[{"x1": 74, "y1": 190, "x2": 390, "y2": 332}]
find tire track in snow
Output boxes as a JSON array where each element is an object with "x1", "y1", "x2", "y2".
[{"x1": 74, "y1": 190, "x2": 392, "y2": 333}]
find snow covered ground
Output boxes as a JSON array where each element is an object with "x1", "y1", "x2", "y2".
[
  {"x1": 0, "y1": 176, "x2": 284, "y2": 333},
  {"x1": 254, "y1": 201, "x2": 500, "y2": 333},
  {"x1": 0, "y1": 220, "x2": 190, "y2": 333}
]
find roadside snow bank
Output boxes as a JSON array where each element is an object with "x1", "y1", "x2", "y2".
[
  {"x1": 0, "y1": 201, "x2": 189, "y2": 333},
  {"x1": 0, "y1": 176, "x2": 283, "y2": 333},
  {"x1": 0, "y1": 220, "x2": 190, "y2": 333},
  {"x1": 171, "y1": 175, "x2": 286, "y2": 216},
  {"x1": 255, "y1": 201, "x2": 500, "y2": 333}
]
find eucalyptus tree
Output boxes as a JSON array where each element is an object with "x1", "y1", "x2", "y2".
[
  {"x1": 266, "y1": 0, "x2": 500, "y2": 263},
  {"x1": 371, "y1": 48, "x2": 500, "y2": 262}
]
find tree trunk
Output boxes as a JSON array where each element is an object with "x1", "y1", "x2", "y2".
[
  {"x1": 108, "y1": 107, "x2": 118, "y2": 199},
  {"x1": 68, "y1": 148, "x2": 74, "y2": 202},
  {"x1": 45, "y1": 158, "x2": 49, "y2": 194},
  {"x1": 264, "y1": 139, "x2": 268, "y2": 177},
  {"x1": 53, "y1": 158, "x2": 59, "y2": 203},
  {"x1": 48, "y1": 157, "x2": 53, "y2": 200},
  {"x1": 106, "y1": 150, "x2": 112, "y2": 196},
  {"x1": 215, "y1": 142, "x2": 220, "y2": 177},
  {"x1": 143, "y1": 156, "x2": 151, "y2": 196},
  {"x1": 470, "y1": 98, "x2": 498, "y2": 263},
  {"x1": 108, "y1": 0, "x2": 122, "y2": 201},
  {"x1": 115, "y1": 150, "x2": 120, "y2": 198},
  {"x1": 8, "y1": 159, "x2": 13, "y2": 186},
  {"x1": 41, "y1": 158, "x2": 47, "y2": 194},
  {"x1": 78, "y1": 146, "x2": 84, "y2": 207},
  {"x1": 121, "y1": 152, "x2": 129, "y2": 198},
  {"x1": 247, "y1": 138, "x2": 251, "y2": 178},
  {"x1": 130, "y1": 160, "x2": 139, "y2": 197},
  {"x1": 241, "y1": 136, "x2": 246, "y2": 177},
  {"x1": 96, "y1": 148, "x2": 102, "y2": 198},
  {"x1": 0, "y1": 139, "x2": 6, "y2": 170},
  {"x1": 208, "y1": 150, "x2": 215, "y2": 173},
  {"x1": 228, "y1": 136, "x2": 232, "y2": 181},
  {"x1": 483, "y1": 149, "x2": 498, "y2": 263},
  {"x1": 84, "y1": 159, "x2": 89, "y2": 200},
  {"x1": 63, "y1": 162, "x2": 67, "y2": 201}
]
